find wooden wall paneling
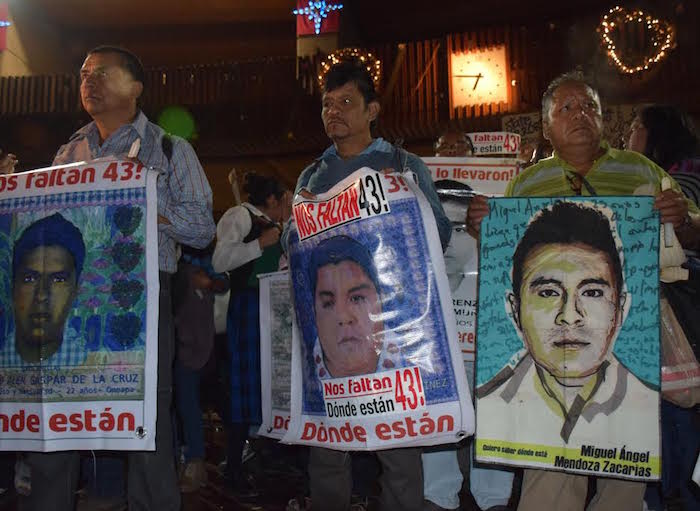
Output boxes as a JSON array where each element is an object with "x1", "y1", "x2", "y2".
[
  {"x1": 25, "y1": 75, "x2": 33, "y2": 114},
  {"x1": 39, "y1": 76, "x2": 47, "y2": 113},
  {"x1": 407, "y1": 40, "x2": 417, "y2": 139},
  {"x1": 60, "y1": 75, "x2": 67, "y2": 113},
  {"x1": 447, "y1": 34, "x2": 454, "y2": 120},
  {"x1": 390, "y1": 49, "x2": 402, "y2": 138},
  {"x1": 28, "y1": 74, "x2": 36, "y2": 114},
  {"x1": 431, "y1": 39, "x2": 441, "y2": 130},
  {"x1": 6, "y1": 77, "x2": 13, "y2": 114},
  {"x1": 10, "y1": 77, "x2": 18, "y2": 115},
  {"x1": 415, "y1": 40, "x2": 425, "y2": 137},
  {"x1": 18, "y1": 76, "x2": 26, "y2": 114},
  {"x1": 2, "y1": 77, "x2": 9, "y2": 114},
  {"x1": 401, "y1": 42, "x2": 410, "y2": 138},
  {"x1": 47, "y1": 75, "x2": 55, "y2": 113},
  {"x1": 1, "y1": 78, "x2": 7, "y2": 114}
]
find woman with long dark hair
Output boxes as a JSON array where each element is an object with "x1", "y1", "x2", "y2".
[{"x1": 627, "y1": 105, "x2": 700, "y2": 204}]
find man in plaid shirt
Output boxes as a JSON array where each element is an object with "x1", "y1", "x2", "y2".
[{"x1": 17, "y1": 45, "x2": 215, "y2": 511}]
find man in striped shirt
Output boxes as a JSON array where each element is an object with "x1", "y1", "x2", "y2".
[
  {"x1": 467, "y1": 71, "x2": 699, "y2": 511},
  {"x1": 19, "y1": 46, "x2": 215, "y2": 511}
]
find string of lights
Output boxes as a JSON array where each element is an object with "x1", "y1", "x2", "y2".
[
  {"x1": 599, "y1": 6, "x2": 675, "y2": 75},
  {"x1": 293, "y1": 1, "x2": 344, "y2": 35},
  {"x1": 317, "y1": 48, "x2": 382, "y2": 90}
]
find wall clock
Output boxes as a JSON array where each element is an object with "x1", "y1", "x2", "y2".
[{"x1": 450, "y1": 45, "x2": 508, "y2": 107}]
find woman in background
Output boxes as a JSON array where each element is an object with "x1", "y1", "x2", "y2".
[
  {"x1": 212, "y1": 173, "x2": 291, "y2": 497},
  {"x1": 627, "y1": 104, "x2": 700, "y2": 511}
]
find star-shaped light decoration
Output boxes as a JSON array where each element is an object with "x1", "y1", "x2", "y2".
[{"x1": 293, "y1": 1, "x2": 344, "y2": 35}]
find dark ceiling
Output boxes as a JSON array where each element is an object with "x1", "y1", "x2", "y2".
[{"x1": 25, "y1": 0, "x2": 652, "y2": 37}]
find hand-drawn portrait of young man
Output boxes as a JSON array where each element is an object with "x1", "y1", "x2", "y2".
[
  {"x1": 476, "y1": 201, "x2": 658, "y2": 445},
  {"x1": 308, "y1": 235, "x2": 401, "y2": 379},
  {"x1": 5, "y1": 213, "x2": 86, "y2": 366}
]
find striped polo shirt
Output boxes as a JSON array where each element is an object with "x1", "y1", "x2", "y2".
[{"x1": 505, "y1": 141, "x2": 700, "y2": 215}]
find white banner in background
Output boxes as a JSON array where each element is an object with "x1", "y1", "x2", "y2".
[
  {"x1": 258, "y1": 271, "x2": 293, "y2": 439},
  {"x1": 423, "y1": 156, "x2": 518, "y2": 372},
  {"x1": 466, "y1": 132, "x2": 521, "y2": 156}
]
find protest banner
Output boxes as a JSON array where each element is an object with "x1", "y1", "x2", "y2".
[
  {"x1": 466, "y1": 132, "x2": 521, "y2": 156},
  {"x1": 423, "y1": 156, "x2": 520, "y2": 196},
  {"x1": 423, "y1": 156, "x2": 518, "y2": 377},
  {"x1": 282, "y1": 167, "x2": 474, "y2": 450},
  {"x1": 258, "y1": 270, "x2": 293, "y2": 439},
  {"x1": 0, "y1": 159, "x2": 159, "y2": 451},
  {"x1": 475, "y1": 197, "x2": 661, "y2": 481}
]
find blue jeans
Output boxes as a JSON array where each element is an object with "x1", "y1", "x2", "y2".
[
  {"x1": 174, "y1": 360, "x2": 205, "y2": 461},
  {"x1": 422, "y1": 447, "x2": 463, "y2": 509},
  {"x1": 661, "y1": 400, "x2": 700, "y2": 510}
]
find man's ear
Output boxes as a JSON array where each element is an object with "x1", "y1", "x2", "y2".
[
  {"x1": 131, "y1": 81, "x2": 144, "y2": 101},
  {"x1": 542, "y1": 119, "x2": 551, "y2": 142},
  {"x1": 368, "y1": 101, "x2": 380, "y2": 122},
  {"x1": 507, "y1": 291, "x2": 521, "y2": 330}
]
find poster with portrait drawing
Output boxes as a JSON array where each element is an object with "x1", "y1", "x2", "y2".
[
  {"x1": 258, "y1": 270, "x2": 293, "y2": 439},
  {"x1": 0, "y1": 160, "x2": 159, "y2": 452},
  {"x1": 475, "y1": 197, "x2": 661, "y2": 481},
  {"x1": 423, "y1": 156, "x2": 519, "y2": 381},
  {"x1": 282, "y1": 167, "x2": 474, "y2": 450}
]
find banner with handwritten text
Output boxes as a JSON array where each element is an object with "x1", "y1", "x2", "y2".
[
  {"x1": 475, "y1": 197, "x2": 660, "y2": 480},
  {"x1": 283, "y1": 167, "x2": 474, "y2": 450},
  {"x1": 0, "y1": 160, "x2": 159, "y2": 451}
]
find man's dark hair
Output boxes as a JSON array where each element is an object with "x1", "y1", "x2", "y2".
[
  {"x1": 541, "y1": 70, "x2": 600, "y2": 123},
  {"x1": 323, "y1": 60, "x2": 378, "y2": 106},
  {"x1": 511, "y1": 201, "x2": 623, "y2": 300},
  {"x1": 13, "y1": 213, "x2": 86, "y2": 280},
  {"x1": 87, "y1": 45, "x2": 145, "y2": 85},
  {"x1": 639, "y1": 104, "x2": 700, "y2": 171}
]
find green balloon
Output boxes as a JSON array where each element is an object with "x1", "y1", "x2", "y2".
[{"x1": 157, "y1": 106, "x2": 196, "y2": 140}]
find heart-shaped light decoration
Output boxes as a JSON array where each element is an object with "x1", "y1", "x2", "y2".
[{"x1": 599, "y1": 6, "x2": 676, "y2": 75}]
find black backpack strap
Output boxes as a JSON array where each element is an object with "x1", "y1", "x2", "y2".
[{"x1": 161, "y1": 134, "x2": 173, "y2": 164}]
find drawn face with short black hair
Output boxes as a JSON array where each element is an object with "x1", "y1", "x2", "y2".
[
  {"x1": 314, "y1": 260, "x2": 383, "y2": 377},
  {"x1": 13, "y1": 245, "x2": 78, "y2": 361},
  {"x1": 508, "y1": 242, "x2": 625, "y2": 379}
]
